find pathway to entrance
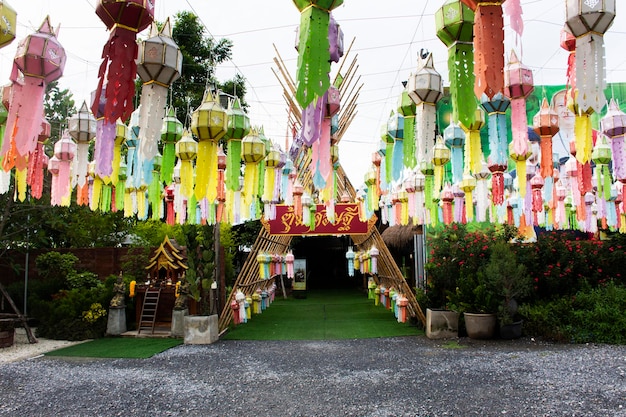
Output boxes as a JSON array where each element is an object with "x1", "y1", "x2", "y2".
[{"x1": 222, "y1": 288, "x2": 418, "y2": 340}]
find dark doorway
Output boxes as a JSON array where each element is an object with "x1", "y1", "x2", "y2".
[{"x1": 291, "y1": 235, "x2": 360, "y2": 290}]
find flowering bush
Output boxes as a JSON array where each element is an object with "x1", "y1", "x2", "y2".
[
  {"x1": 82, "y1": 303, "x2": 107, "y2": 324},
  {"x1": 420, "y1": 224, "x2": 626, "y2": 343}
]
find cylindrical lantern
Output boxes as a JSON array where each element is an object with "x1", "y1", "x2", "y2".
[
  {"x1": 533, "y1": 98, "x2": 560, "y2": 179},
  {"x1": 444, "y1": 122, "x2": 466, "y2": 184}
]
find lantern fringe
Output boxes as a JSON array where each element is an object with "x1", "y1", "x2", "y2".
[
  {"x1": 402, "y1": 116, "x2": 416, "y2": 168},
  {"x1": 576, "y1": 33, "x2": 607, "y2": 114},
  {"x1": 161, "y1": 143, "x2": 176, "y2": 185},
  {"x1": 574, "y1": 113, "x2": 592, "y2": 164},
  {"x1": 95, "y1": 120, "x2": 116, "y2": 178},
  {"x1": 226, "y1": 139, "x2": 242, "y2": 191},
  {"x1": 449, "y1": 43, "x2": 476, "y2": 127},
  {"x1": 473, "y1": 5, "x2": 505, "y2": 99},
  {"x1": 392, "y1": 139, "x2": 404, "y2": 182},
  {"x1": 137, "y1": 83, "x2": 168, "y2": 165}
]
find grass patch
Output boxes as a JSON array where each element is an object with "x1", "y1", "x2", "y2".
[
  {"x1": 223, "y1": 288, "x2": 422, "y2": 341},
  {"x1": 441, "y1": 341, "x2": 466, "y2": 349},
  {"x1": 45, "y1": 337, "x2": 183, "y2": 359}
]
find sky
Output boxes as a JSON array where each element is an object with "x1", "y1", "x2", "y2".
[{"x1": 1, "y1": 0, "x2": 625, "y2": 188}]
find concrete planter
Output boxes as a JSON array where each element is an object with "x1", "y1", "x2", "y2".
[
  {"x1": 183, "y1": 315, "x2": 219, "y2": 345},
  {"x1": 426, "y1": 309, "x2": 459, "y2": 339}
]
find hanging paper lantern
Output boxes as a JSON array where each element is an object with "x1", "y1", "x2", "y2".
[
  {"x1": 241, "y1": 127, "x2": 266, "y2": 216},
  {"x1": 345, "y1": 246, "x2": 355, "y2": 277},
  {"x1": 601, "y1": 99, "x2": 626, "y2": 184},
  {"x1": 560, "y1": 25, "x2": 577, "y2": 96},
  {"x1": 1, "y1": 17, "x2": 65, "y2": 170},
  {"x1": 533, "y1": 98, "x2": 560, "y2": 181},
  {"x1": 388, "y1": 110, "x2": 405, "y2": 181},
  {"x1": 461, "y1": 0, "x2": 505, "y2": 100},
  {"x1": 591, "y1": 135, "x2": 612, "y2": 202},
  {"x1": 92, "y1": 0, "x2": 154, "y2": 123},
  {"x1": 69, "y1": 101, "x2": 97, "y2": 204},
  {"x1": 432, "y1": 135, "x2": 450, "y2": 199},
  {"x1": 175, "y1": 131, "x2": 198, "y2": 199},
  {"x1": 444, "y1": 122, "x2": 465, "y2": 184},
  {"x1": 52, "y1": 133, "x2": 76, "y2": 207},
  {"x1": 473, "y1": 160, "x2": 491, "y2": 222},
  {"x1": 397, "y1": 88, "x2": 417, "y2": 169},
  {"x1": 0, "y1": 1, "x2": 16, "y2": 49},
  {"x1": 462, "y1": 106, "x2": 486, "y2": 176},
  {"x1": 292, "y1": 0, "x2": 343, "y2": 108},
  {"x1": 435, "y1": 0, "x2": 476, "y2": 128},
  {"x1": 160, "y1": 107, "x2": 183, "y2": 185},
  {"x1": 263, "y1": 142, "x2": 282, "y2": 220},
  {"x1": 225, "y1": 97, "x2": 251, "y2": 192},
  {"x1": 26, "y1": 117, "x2": 50, "y2": 200},
  {"x1": 481, "y1": 93, "x2": 510, "y2": 205},
  {"x1": 408, "y1": 52, "x2": 443, "y2": 166},
  {"x1": 565, "y1": 0, "x2": 615, "y2": 113},
  {"x1": 460, "y1": 173, "x2": 476, "y2": 221},
  {"x1": 136, "y1": 19, "x2": 183, "y2": 176},
  {"x1": 530, "y1": 171, "x2": 545, "y2": 222},
  {"x1": 191, "y1": 90, "x2": 227, "y2": 202},
  {"x1": 505, "y1": 50, "x2": 534, "y2": 194}
]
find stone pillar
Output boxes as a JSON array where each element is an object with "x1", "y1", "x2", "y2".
[
  {"x1": 106, "y1": 307, "x2": 127, "y2": 335},
  {"x1": 170, "y1": 309, "x2": 188, "y2": 337},
  {"x1": 183, "y1": 315, "x2": 219, "y2": 344}
]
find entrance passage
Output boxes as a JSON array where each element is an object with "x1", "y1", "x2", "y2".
[
  {"x1": 291, "y1": 235, "x2": 359, "y2": 290},
  {"x1": 222, "y1": 288, "x2": 418, "y2": 340}
]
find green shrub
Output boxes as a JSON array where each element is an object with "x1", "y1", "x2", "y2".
[
  {"x1": 519, "y1": 281, "x2": 626, "y2": 344},
  {"x1": 30, "y1": 284, "x2": 112, "y2": 340}
]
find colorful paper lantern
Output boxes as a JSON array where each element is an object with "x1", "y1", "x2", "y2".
[
  {"x1": 533, "y1": 98, "x2": 560, "y2": 179},
  {"x1": 1, "y1": 17, "x2": 65, "y2": 170},
  {"x1": 175, "y1": 131, "x2": 198, "y2": 199},
  {"x1": 191, "y1": 90, "x2": 227, "y2": 202},
  {"x1": 432, "y1": 135, "x2": 450, "y2": 198},
  {"x1": 601, "y1": 99, "x2": 626, "y2": 182},
  {"x1": 481, "y1": 92, "x2": 510, "y2": 205},
  {"x1": 461, "y1": 0, "x2": 505, "y2": 100},
  {"x1": 292, "y1": 0, "x2": 343, "y2": 108},
  {"x1": 92, "y1": 0, "x2": 154, "y2": 123},
  {"x1": 160, "y1": 107, "x2": 183, "y2": 185},
  {"x1": 69, "y1": 101, "x2": 97, "y2": 201},
  {"x1": 136, "y1": 19, "x2": 182, "y2": 170},
  {"x1": 225, "y1": 97, "x2": 251, "y2": 192},
  {"x1": 241, "y1": 127, "x2": 266, "y2": 216},
  {"x1": 0, "y1": 1, "x2": 17, "y2": 49},
  {"x1": 397, "y1": 89, "x2": 417, "y2": 169},
  {"x1": 435, "y1": 0, "x2": 476, "y2": 128},
  {"x1": 565, "y1": 0, "x2": 615, "y2": 113},
  {"x1": 52, "y1": 132, "x2": 76, "y2": 207},
  {"x1": 444, "y1": 122, "x2": 465, "y2": 184},
  {"x1": 408, "y1": 52, "x2": 443, "y2": 166}
]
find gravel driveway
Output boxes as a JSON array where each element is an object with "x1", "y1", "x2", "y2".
[{"x1": 1, "y1": 336, "x2": 625, "y2": 417}]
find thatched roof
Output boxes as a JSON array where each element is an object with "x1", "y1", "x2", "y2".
[{"x1": 381, "y1": 225, "x2": 423, "y2": 250}]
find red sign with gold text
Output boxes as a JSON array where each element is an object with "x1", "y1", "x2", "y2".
[{"x1": 262, "y1": 204, "x2": 373, "y2": 236}]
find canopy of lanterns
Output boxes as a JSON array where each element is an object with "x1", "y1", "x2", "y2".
[
  {"x1": 362, "y1": 0, "x2": 626, "y2": 235},
  {"x1": 0, "y1": 0, "x2": 625, "y2": 236}
]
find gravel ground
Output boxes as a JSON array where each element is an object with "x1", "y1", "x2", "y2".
[{"x1": 0, "y1": 335, "x2": 625, "y2": 417}]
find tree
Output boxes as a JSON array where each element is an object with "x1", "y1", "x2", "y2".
[{"x1": 171, "y1": 11, "x2": 248, "y2": 122}]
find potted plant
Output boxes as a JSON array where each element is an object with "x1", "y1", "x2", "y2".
[{"x1": 482, "y1": 241, "x2": 532, "y2": 339}]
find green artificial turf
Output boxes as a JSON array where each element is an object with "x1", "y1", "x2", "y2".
[
  {"x1": 222, "y1": 288, "x2": 422, "y2": 340},
  {"x1": 45, "y1": 337, "x2": 183, "y2": 359}
]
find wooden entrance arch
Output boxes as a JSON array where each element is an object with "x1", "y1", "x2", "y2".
[{"x1": 218, "y1": 41, "x2": 426, "y2": 333}]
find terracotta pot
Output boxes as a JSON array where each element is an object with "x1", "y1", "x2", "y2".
[{"x1": 464, "y1": 312, "x2": 497, "y2": 340}]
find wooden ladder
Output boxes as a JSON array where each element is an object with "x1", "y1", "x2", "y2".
[
  {"x1": 0, "y1": 282, "x2": 37, "y2": 343},
  {"x1": 138, "y1": 288, "x2": 161, "y2": 334}
]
